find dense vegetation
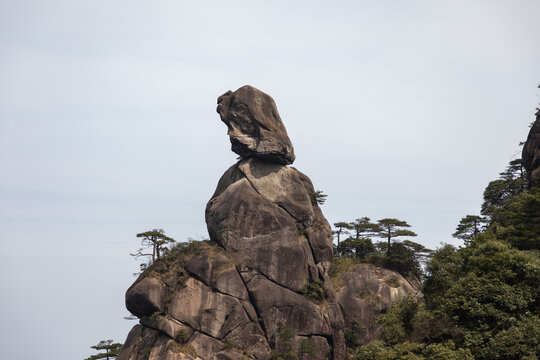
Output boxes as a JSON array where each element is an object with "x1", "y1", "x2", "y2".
[
  {"x1": 331, "y1": 217, "x2": 430, "y2": 280},
  {"x1": 347, "y1": 157, "x2": 540, "y2": 360}
]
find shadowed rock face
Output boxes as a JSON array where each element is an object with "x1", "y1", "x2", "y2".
[
  {"x1": 117, "y1": 86, "x2": 419, "y2": 360},
  {"x1": 217, "y1": 86, "x2": 295, "y2": 165},
  {"x1": 523, "y1": 111, "x2": 540, "y2": 185}
]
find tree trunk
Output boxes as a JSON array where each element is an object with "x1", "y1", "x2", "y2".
[{"x1": 387, "y1": 230, "x2": 391, "y2": 256}]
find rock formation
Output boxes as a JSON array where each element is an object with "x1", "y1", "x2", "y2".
[
  {"x1": 217, "y1": 86, "x2": 295, "y2": 165},
  {"x1": 117, "y1": 86, "x2": 418, "y2": 360},
  {"x1": 523, "y1": 110, "x2": 540, "y2": 185}
]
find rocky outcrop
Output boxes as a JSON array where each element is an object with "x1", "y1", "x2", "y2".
[
  {"x1": 217, "y1": 86, "x2": 295, "y2": 165},
  {"x1": 117, "y1": 86, "x2": 419, "y2": 360},
  {"x1": 333, "y1": 263, "x2": 421, "y2": 345},
  {"x1": 523, "y1": 111, "x2": 540, "y2": 185},
  {"x1": 118, "y1": 243, "x2": 271, "y2": 360},
  {"x1": 205, "y1": 156, "x2": 345, "y2": 358}
]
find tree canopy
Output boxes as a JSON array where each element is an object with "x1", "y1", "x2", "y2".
[
  {"x1": 452, "y1": 215, "x2": 486, "y2": 245},
  {"x1": 332, "y1": 217, "x2": 424, "y2": 278},
  {"x1": 349, "y1": 153, "x2": 540, "y2": 360},
  {"x1": 376, "y1": 218, "x2": 417, "y2": 256}
]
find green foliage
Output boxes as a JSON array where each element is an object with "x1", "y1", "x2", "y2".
[
  {"x1": 345, "y1": 318, "x2": 365, "y2": 348},
  {"x1": 349, "y1": 119, "x2": 540, "y2": 360},
  {"x1": 354, "y1": 340, "x2": 473, "y2": 360},
  {"x1": 164, "y1": 240, "x2": 205, "y2": 258},
  {"x1": 131, "y1": 228, "x2": 175, "y2": 264},
  {"x1": 332, "y1": 217, "x2": 426, "y2": 279},
  {"x1": 376, "y1": 218, "x2": 417, "y2": 256},
  {"x1": 352, "y1": 295, "x2": 473, "y2": 359},
  {"x1": 333, "y1": 221, "x2": 352, "y2": 245},
  {"x1": 423, "y1": 240, "x2": 540, "y2": 359},
  {"x1": 299, "y1": 339, "x2": 315, "y2": 356},
  {"x1": 384, "y1": 275, "x2": 401, "y2": 288},
  {"x1": 422, "y1": 244, "x2": 463, "y2": 309},
  {"x1": 481, "y1": 159, "x2": 528, "y2": 221},
  {"x1": 300, "y1": 279, "x2": 325, "y2": 302},
  {"x1": 383, "y1": 243, "x2": 421, "y2": 279},
  {"x1": 310, "y1": 190, "x2": 327, "y2": 205},
  {"x1": 377, "y1": 295, "x2": 419, "y2": 346},
  {"x1": 279, "y1": 326, "x2": 295, "y2": 341},
  {"x1": 271, "y1": 322, "x2": 298, "y2": 360},
  {"x1": 337, "y1": 237, "x2": 375, "y2": 259},
  {"x1": 329, "y1": 256, "x2": 360, "y2": 289},
  {"x1": 85, "y1": 340, "x2": 123, "y2": 360},
  {"x1": 349, "y1": 217, "x2": 381, "y2": 240},
  {"x1": 452, "y1": 215, "x2": 486, "y2": 245},
  {"x1": 491, "y1": 187, "x2": 540, "y2": 250},
  {"x1": 419, "y1": 155, "x2": 540, "y2": 359},
  {"x1": 150, "y1": 311, "x2": 162, "y2": 321},
  {"x1": 176, "y1": 329, "x2": 191, "y2": 344}
]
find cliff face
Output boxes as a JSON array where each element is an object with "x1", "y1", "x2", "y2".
[
  {"x1": 523, "y1": 111, "x2": 540, "y2": 185},
  {"x1": 117, "y1": 86, "x2": 418, "y2": 360}
]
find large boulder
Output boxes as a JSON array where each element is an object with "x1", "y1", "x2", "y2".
[
  {"x1": 522, "y1": 111, "x2": 540, "y2": 185},
  {"x1": 333, "y1": 263, "x2": 421, "y2": 345},
  {"x1": 217, "y1": 86, "x2": 295, "y2": 165},
  {"x1": 205, "y1": 156, "x2": 345, "y2": 359}
]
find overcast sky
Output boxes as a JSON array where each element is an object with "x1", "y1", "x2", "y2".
[{"x1": 1, "y1": 1, "x2": 539, "y2": 359}]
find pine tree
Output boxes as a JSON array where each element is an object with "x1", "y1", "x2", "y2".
[
  {"x1": 131, "y1": 228, "x2": 175, "y2": 263},
  {"x1": 333, "y1": 221, "x2": 352, "y2": 246},
  {"x1": 85, "y1": 340, "x2": 122, "y2": 360},
  {"x1": 452, "y1": 215, "x2": 486, "y2": 245},
  {"x1": 376, "y1": 218, "x2": 417, "y2": 256},
  {"x1": 348, "y1": 217, "x2": 381, "y2": 239}
]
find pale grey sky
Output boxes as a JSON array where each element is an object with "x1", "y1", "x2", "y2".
[{"x1": 1, "y1": 1, "x2": 539, "y2": 359}]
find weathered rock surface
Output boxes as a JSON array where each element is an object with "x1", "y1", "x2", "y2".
[
  {"x1": 523, "y1": 111, "x2": 540, "y2": 185},
  {"x1": 217, "y1": 86, "x2": 295, "y2": 165},
  {"x1": 121, "y1": 245, "x2": 271, "y2": 360},
  {"x1": 117, "y1": 86, "x2": 419, "y2": 360},
  {"x1": 334, "y1": 263, "x2": 421, "y2": 345},
  {"x1": 204, "y1": 155, "x2": 345, "y2": 359}
]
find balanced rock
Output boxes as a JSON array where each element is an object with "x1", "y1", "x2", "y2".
[
  {"x1": 217, "y1": 86, "x2": 295, "y2": 165},
  {"x1": 116, "y1": 86, "x2": 420, "y2": 360},
  {"x1": 522, "y1": 111, "x2": 540, "y2": 185}
]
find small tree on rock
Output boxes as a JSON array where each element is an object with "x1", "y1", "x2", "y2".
[
  {"x1": 310, "y1": 190, "x2": 327, "y2": 205},
  {"x1": 131, "y1": 228, "x2": 175, "y2": 264},
  {"x1": 85, "y1": 340, "x2": 122, "y2": 360}
]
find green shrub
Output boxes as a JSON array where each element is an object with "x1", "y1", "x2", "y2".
[
  {"x1": 299, "y1": 339, "x2": 315, "y2": 356},
  {"x1": 176, "y1": 329, "x2": 191, "y2": 344},
  {"x1": 300, "y1": 279, "x2": 325, "y2": 302},
  {"x1": 384, "y1": 275, "x2": 401, "y2": 288}
]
